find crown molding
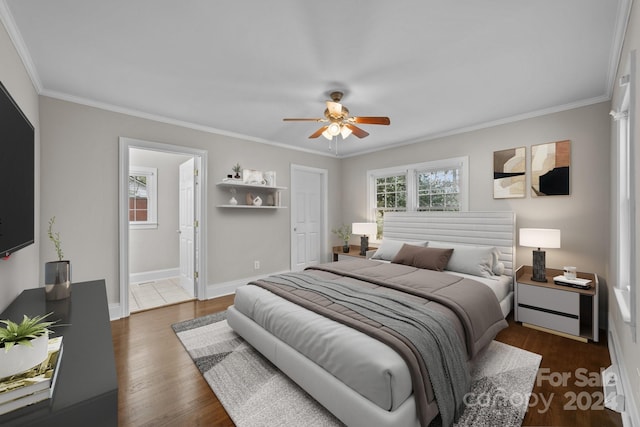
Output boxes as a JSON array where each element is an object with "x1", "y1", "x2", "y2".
[{"x1": 0, "y1": 0, "x2": 42, "y2": 92}]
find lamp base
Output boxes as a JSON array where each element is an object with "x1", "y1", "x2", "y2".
[
  {"x1": 359, "y1": 236, "x2": 369, "y2": 256},
  {"x1": 531, "y1": 249, "x2": 547, "y2": 282}
]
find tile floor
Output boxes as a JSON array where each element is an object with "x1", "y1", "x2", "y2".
[{"x1": 129, "y1": 277, "x2": 194, "y2": 312}]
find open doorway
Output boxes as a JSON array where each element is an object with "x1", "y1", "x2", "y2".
[{"x1": 118, "y1": 138, "x2": 208, "y2": 318}]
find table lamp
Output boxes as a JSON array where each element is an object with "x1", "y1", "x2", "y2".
[
  {"x1": 519, "y1": 228, "x2": 561, "y2": 282},
  {"x1": 352, "y1": 222, "x2": 377, "y2": 256}
]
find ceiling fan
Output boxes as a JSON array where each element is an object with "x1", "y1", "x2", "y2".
[{"x1": 283, "y1": 91, "x2": 390, "y2": 140}]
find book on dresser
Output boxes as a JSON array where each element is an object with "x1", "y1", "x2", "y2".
[{"x1": 0, "y1": 336, "x2": 63, "y2": 415}]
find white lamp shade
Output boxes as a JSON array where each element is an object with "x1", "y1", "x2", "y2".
[
  {"x1": 519, "y1": 228, "x2": 561, "y2": 249},
  {"x1": 352, "y1": 222, "x2": 377, "y2": 237}
]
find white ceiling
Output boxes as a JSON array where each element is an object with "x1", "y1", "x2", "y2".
[{"x1": 1, "y1": 0, "x2": 630, "y2": 157}]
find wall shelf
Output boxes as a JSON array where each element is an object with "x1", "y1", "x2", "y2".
[{"x1": 216, "y1": 180, "x2": 287, "y2": 209}]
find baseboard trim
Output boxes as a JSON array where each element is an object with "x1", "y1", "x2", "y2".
[
  {"x1": 205, "y1": 270, "x2": 291, "y2": 299},
  {"x1": 608, "y1": 314, "x2": 640, "y2": 426},
  {"x1": 130, "y1": 268, "x2": 180, "y2": 284},
  {"x1": 108, "y1": 269, "x2": 292, "y2": 320}
]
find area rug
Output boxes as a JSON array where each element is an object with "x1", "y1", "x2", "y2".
[{"x1": 173, "y1": 312, "x2": 542, "y2": 427}]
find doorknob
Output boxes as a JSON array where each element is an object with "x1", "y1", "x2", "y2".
[{"x1": 176, "y1": 230, "x2": 182, "y2": 234}]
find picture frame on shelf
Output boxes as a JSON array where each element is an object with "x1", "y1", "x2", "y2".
[
  {"x1": 264, "y1": 171, "x2": 276, "y2": 187},
  {"x1": 243, "y1": 169, "x2": 265, "y2": 185}
]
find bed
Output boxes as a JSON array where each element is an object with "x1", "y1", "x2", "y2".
[{"x1": 227, "y1": 211, "x2": 516, "y2": 427}]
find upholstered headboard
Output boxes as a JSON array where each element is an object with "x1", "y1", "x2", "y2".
[{"x1": 382, "y1": 211, "x2": 516, "y2": 277}]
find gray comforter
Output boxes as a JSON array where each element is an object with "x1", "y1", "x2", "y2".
[{"x1": 250, "y1": 259, "x2": 508, "y2": 427}]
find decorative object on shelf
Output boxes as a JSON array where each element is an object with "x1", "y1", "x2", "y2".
[
  {"x1": 45, "y1": 217, "x2": 71, "y2": 301},
  {"x1": 264, "y1": 171, "x2": 276, "y2": 187},
  {"x1": 493, "y1": 147, "x2": 525, "y2": 199},
  {"x1": 332, "y1": 224, "x2": 351, "y2": 253},
  {"x1": 352, "y1": 222, "x2": 377, "y2": 256},
  {"x1": 519, "y1": 228, "x2": 561, "y2": 282},
  {"x1": 232, "y1": 163, "x2": 242, "y2": 179},
  {"x1": 531, "y1": 140, "x2": 571, "y2": 196},
  {"x1": 216, "y1": 181, "x2": 287, "y2": 209},
  {"x1": 229, "y1": 188, "x2": 238, "y2": 205},
  {"x1": 243, "y1": 169, "x2": 265, "y2": 185},
  {"x1": 253, "y1": 196, "x2": 263, "y2": 207},
  {"x1": 0, "y1": 313, "x2": 56, "y2": 379},
  {"x1": 563, "y1": 266, "x2": 577, "y2": 280}
]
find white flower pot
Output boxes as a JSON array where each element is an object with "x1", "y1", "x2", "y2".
[{"x1": 0, "y1": 333, "x2": 49, "y2": 379}]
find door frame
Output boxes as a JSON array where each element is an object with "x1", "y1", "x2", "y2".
[
  {"x1": 118, "y1": 137, "x2": 208, "y2": 318},
  {"x1": 290, "y1": 164, "x2": 329, "y2": 270}
]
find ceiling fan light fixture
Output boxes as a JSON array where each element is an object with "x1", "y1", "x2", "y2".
[
  {"x1": 327, "y1": 122, "x2": 341, "y2": 136},
  {"x1": 322, "y1": 129, "x2": 332, "y2": 140},
  {"x1": 340, "y1": 125, "x2": 352, "y2": 139}
]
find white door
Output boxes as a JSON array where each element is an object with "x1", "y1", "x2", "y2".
[
  {"x1": 291, "y1": 167, "x2": 326, "y2": 271},
  {"x1": 179, "y1": 158, "x2": 196, "y2": 296}
]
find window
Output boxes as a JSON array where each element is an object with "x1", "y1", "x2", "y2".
[
  {"x1": 416, "y1": 168, "x2": 460, "y2": 211},
  {"x1": 129, "y1": 166, "x2": 157, "y2": 229},
  {"x1": 368, "y1": 157, "x2": 468, "y2": 239},
  {"x1": 612, "y1": 50, "x2": 636, "y2": 339}
]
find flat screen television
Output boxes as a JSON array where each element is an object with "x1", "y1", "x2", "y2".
[{"x1": 0, "y1": 81, "x2": 35, "y2": 258}]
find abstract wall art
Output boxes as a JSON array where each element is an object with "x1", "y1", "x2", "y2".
[
  {"x1": 531, "y1": 140, "x2": 571, "y2": 196},
  {"x1": 493, "y1": 147, "x2": 526, "y2": 198}
]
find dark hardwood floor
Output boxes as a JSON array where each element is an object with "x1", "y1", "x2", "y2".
[{"x1": 111, "y1": 296, "x2": 623, "y2": 427}]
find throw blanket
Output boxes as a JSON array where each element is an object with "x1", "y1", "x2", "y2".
[{"x1": 262, "y1": 272, "x2": 470, "y2": 427}]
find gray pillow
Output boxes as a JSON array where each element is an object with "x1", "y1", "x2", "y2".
[
  {"x1": 428, "y1": 241, "x2": 498, "y2": 278},
  {"x1": 371, "y1": 239, "x2": 428, "y2": 261}
]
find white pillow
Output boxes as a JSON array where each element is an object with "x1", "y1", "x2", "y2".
[
  {"x1": 371, "y1": 239, "x2": 428, "y2": 261},
  {"x1": 428, "y1": 241, "x2": 498, "y2": 278}
]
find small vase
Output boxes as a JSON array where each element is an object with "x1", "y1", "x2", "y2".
[
  {"x1": 342, "y1": 244, "x2": 349, "y2": 253},
  {"x1": 229, "y1": 196, "x2": 238, "y2": 205},
  {"x1": 45, "y1": 260, "x2": 71, "y2": 301}
]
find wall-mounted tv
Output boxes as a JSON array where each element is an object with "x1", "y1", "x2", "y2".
[{"x1": 0, "y1": 81, "x2": 35, "y2": 257}]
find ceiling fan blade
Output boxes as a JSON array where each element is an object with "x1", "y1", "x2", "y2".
[
  {"x1": 309, "y1": 126, "x2": 329, "y2": 138},
  {"x1": 344, "y1": 123, "x2": 369, "y2": 138},
  {"x1": 326, "y1": 101, "x2": 343, "y2": 117},
  {"x1": 352, "y1": 116, "x2": 391, "y2": 125},
  {"x1": 283, "y1": 118, "x2": 324, "y2": 122}
]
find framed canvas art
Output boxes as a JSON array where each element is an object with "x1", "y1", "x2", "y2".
[
  {"x1": 493, "y1": 147, "x2": 526, "y2": 198},
  {"x1": 531, "y1": 140, "x2": 571, "y2": 196}
]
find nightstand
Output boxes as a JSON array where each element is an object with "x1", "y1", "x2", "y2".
[
  {"x1": 515, "y1": 265, "x2": 599, "y2": 342},
  {"x1": 332, "y1": 245, "x2": 376, "y2": 261}
]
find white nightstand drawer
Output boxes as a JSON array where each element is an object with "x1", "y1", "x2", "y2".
[
  {"x1": 518, "y1": 306, "x2": 580, "y2": 336},
  {"x1": 518, "y1": 283, "x2": 579, "y2": 315}
]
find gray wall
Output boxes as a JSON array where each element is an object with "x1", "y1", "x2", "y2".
[
  {"x1": 129, "y1": 148, "x2": 191, "y2": 275},
  {"x1": 0, "y1": 20, "x2": 40, "y2": 312},
  {"x1": 38, "y1": 96, "x2": 342, "y2": 304},
  {"x1": 342, "y1": 102, "x2": 611, "y2": 276}
]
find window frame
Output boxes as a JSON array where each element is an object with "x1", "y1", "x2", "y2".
[
  {"x1": 612, "y1": 50, "x2": 636, "y2": 340},
  {"x1": 367, "y1": 156, "x2": 469, "y2": 241},
  {"x1": 128, "y1": 166, "x2": 158, "y2": 229}
]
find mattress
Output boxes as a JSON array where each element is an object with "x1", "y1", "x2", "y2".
[
  {"x1": 232, "y1": 263, "x2": 510, "y2": 417},
  {"x1": 234, "y1": 284, "x2": 414, "y2": 411}
]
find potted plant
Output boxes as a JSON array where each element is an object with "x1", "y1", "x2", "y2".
[
  {"x1": 45, "y1": 217, "x2": 71, "y2": 301},
  {"x1": 232, "y1": 163, "x2": 242, "y2": 179},
  {"x1": 0, "y1": 313, "x2": 56, "y2": 379},
  {"x1": 332, "y1": 224, "x2": 351, "y2": 253}
]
